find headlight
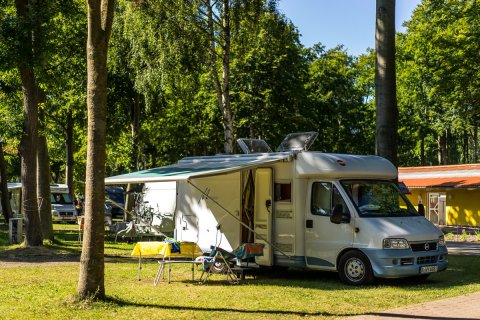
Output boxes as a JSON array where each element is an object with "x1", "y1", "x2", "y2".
[
  {"x1": 383, "y1": 238, "x2": 409, "y2": 249},
  {"x1": 438, "y1": 235, "x2": 446, "y2": 247}
]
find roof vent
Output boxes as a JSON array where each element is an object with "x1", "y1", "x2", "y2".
[
  {"x1": 277, "y1": 132, "x2": 318, "y2": 152},
  {"x1": 236, "y1": 138, "x2": 272, "y2": 154}
]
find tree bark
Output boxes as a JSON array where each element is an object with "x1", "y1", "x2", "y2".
[
  {"x1": 16, "y1": 0, "x2": 43, "y2": 247},
  {"x1": 463, "y1": 130, "x2": 469, "y2": 164},
  {"x1": 77, "y1": 0, "x2": 115, "y2": 301},
  {"x1": 438, "y1": 133, "x2": 448, "y2": 165},
  {"x1": 221, "y1": 0, "x2": 234, "y2": 154},
  {"x1": 474, "y1": 126, "x2": 478, "y2": 163},
  {"x1": 37, "y1": 107, "x2": 54, "y2": 241},
  {"x1": 65, "y1": 109, "x2": 75, "y2": 199},
  {"x1": 0, "y1": 141, "x2": 13, "y2": 222},
  {"x1": 375, "y1": 0, "x2": 398, "y2": 167},
  {"x1": 206, "y1": 0, "x2": 234, "y2": 154}
]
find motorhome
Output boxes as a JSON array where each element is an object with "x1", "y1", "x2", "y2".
[
  {"x1": 105, "y1": 132, "x2": 448, "y2": 285},
  {"x1": 50, "y1": 184, "x2": 78, "y2": 222},
  {"x1": 1, "y1": 183, "x2": 77, "y2": 223}
]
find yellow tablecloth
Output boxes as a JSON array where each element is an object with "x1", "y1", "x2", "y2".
[{"x1": 131, "y1": 241, "x2": 203, "y2": 259}]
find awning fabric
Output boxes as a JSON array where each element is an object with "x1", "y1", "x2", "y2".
[{"x1": 105, "y1": 153, "x2": 291, "y2": 184}]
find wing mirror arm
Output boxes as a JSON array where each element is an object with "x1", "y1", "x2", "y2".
[{"x1": 330, "y1": 204, "x2": 351, "y2": 224}]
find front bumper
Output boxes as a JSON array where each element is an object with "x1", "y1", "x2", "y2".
[
  {"x1": 52, "y1": 212, "x2": 77, "y2": 222},
  {"x1": 361, "y1": 246, "x2": 448, "y2": 278}
]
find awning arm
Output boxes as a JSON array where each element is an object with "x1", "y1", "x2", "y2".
[{"x1": 188, "y1": 180, "x2": 291, "y2": 259}]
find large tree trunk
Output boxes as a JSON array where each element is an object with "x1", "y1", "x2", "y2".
[
  {"x1": 65, "y1": 109, "x2": 75, "y2": 199},
  {"x1": 16, "y1": 0, "x2": 42, "y2": 247},
  {"x1": 37, "y1": 107, "x2": 54, "y2": 241},
  {"x1": 221, "y1": 0, "x2": 234, "y2": 154},
  {"x1": 77, "y1": 0, "x2": 115, "y2": 301},
  {"x1": 0, "y1": 141, "x2": 13, "y2": 222},
  {"x1": 206, "y1": 0, "x2": 234, "y2": 154},
  {"x1": 438, "y1": 133, "x2": 448, "y2": 165},
  {"x1": 375, "y1": 0, "x2": 398, "y2": 167}
]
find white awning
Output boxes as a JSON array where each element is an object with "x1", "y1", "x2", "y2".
[{"x1": 105, "y1": 153, "x2": 292, "y2": 184}]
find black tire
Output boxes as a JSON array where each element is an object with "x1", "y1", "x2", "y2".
[{"x1": 338, "y1": 251, "x2": 374, "y2": 285}]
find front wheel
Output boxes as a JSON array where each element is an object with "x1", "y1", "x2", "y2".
[{"x1": 338, "y1": 251, "x2": 374, "y2": 285}]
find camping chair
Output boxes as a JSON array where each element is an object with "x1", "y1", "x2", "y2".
[
  {"x1": 198, "y1": 246, "x2": 239, "y2": 284},
  {"x1": 113, "y1": 221, "x2": 136, "y2": 242}
]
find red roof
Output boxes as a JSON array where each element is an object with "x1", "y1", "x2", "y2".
[{"x1": 399, "y1": 164, "x2": 480, "y2": 188}]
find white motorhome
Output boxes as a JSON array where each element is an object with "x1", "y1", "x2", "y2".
[
  {"x1": 50, "y1": 184, "x2": 77, "y2": 222},
  {"x1": 105, "y1": 133, "x2": 448, "y2": 285},
  {"x1": 1, "y1": 183, "x2": 77, "y2": 222}
]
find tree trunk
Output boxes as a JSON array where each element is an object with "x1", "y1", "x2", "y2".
[
  {"x1": 131, "y1": 93, "x2": 141, "y2": 171},
  {"x1": 206, "y1": 0, "x2": 234, "y2": 154},
  {"x1": 463, "y1": 130, "x2": 469, "y2": 164},
  {"x1": 77, "y1": 0, "x2": 115, "y2": 301},
  {"x1": 65, "y1": 109, "x2": 75, "y2": 199},
  {"x1": 124, "y1": 94, "x2": 142, "y2": 222},
  {"x1": 37, "y1": 107, "x2": 54, "y2": 241},
  {"x1": 420, "y1": 135, "x2": 426, "y2": 166},
  {"x1": 474, "y1": 126, "x2": 478, "y2": 163},
  {"x1": 0, "y1": 141, "x2": 13, "y2": 222},
  {"x1": 221, "y1": 0, "x2": 234, "y2": 154},
  {"x1": 16, "y1": 0, "x2": 42, "y2": 247},
  {"x1": 438, "y1": 133, "x2": 448, "y2": 165},
  {"x1": 375, "y1": 0, "x2": 398, "y2": 167}
]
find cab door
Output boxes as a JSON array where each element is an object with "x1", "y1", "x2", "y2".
[
  {"x1": 254, "y1": 168, "x2": 273, "y2": 266},
  {"x1": 305, "y1": 181, "x2": 354, "y2": 269}
]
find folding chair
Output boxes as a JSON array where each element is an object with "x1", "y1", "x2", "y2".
[{"x1": 198, "y1": 246, "x2": 239, "y2": 284}]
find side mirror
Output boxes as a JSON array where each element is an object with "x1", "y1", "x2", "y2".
[
  {"x1": 418, "y1": 203, "x2": 425, "y2": 217},
  {"x1": 330, "y1": 204, "x2": 351, "y2": 224}
]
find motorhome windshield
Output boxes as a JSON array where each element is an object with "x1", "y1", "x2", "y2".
[
  {"x1": 51, "y1": 193, "x2": 74, "y2": 205},
  {"x1": 341, "y1": 180, "x2": 418, "y2": 217}
]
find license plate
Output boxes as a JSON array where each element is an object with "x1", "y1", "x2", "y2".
[{"x1": 420, "y1": 265, "x2": 438, "y2": 274}]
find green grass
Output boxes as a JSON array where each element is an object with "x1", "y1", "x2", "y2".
[{"x1": 1, "y1": 224, "x2": 480, "y2": 319}]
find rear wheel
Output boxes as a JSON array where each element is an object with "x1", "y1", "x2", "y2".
[{"x1": 338, "y1": 251, "x2": 374, "y2": 285}]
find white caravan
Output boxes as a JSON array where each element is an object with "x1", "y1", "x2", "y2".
[{"x1": 105, "y1": 133, "x2": 448, "y2": 285}]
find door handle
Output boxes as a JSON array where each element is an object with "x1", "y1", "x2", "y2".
[{"x1": 306, "y1": 220, "x2": 313, "y2": 228}]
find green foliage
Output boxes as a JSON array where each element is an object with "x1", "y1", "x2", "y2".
[
  {"x1": 306, "y1": 46, "x2": 375, "y2": 154},
  {"x1": 397, "y1": 0, "x2": 480, "y2": 165}
]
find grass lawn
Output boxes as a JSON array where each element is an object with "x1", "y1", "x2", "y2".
[{"x1": 0, "y1": 223, "x2": 479, "y2": 320}]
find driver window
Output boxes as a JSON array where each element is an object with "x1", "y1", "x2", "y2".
[{"x1": 311, "y1": 182, "x2": 349, "y2": 216}]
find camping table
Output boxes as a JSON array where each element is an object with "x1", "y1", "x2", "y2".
[{"x1": 131, "y1": 241, "x2": 203, "y2": 283}]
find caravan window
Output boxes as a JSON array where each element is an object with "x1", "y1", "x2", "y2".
[
  {"x1": 274, "y1": 183, "x2": 291, "y2": 202},
  {"x1": 311, "y1": 182, "x2": 349, "y2": 216}
]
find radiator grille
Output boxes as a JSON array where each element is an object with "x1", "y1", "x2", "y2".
[{"x1": 410, "y1": 242, "x2": 438, "y2": 252}]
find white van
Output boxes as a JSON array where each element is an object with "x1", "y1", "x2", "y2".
[
  {"x1": 2, "y1": 183, "x2": 78, "y2": 223},
  {"x1": 50, "y1": 184, "x2": 77, "y2": 222},
  {"x1": 105, "y1": 133, "x2": 448, "y2": 285}
]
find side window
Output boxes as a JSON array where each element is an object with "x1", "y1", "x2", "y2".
[
  {"x1": 274, "y1": 183, "x2": 292, "y2": 202},
  {"x1": 311, "y1": 182, "x2": 332, "y2": 216},
  {"x1": 311, "y1": 182, "x2": 349, "y2": 216}
]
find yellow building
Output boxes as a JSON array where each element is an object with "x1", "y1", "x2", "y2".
[{"x1": 399, "y1": 164, "x2": 480, "y2": 227}]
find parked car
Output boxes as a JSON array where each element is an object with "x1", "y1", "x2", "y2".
[{"x1": 105, "y1": 186, "x2": 125, "y2": 219}]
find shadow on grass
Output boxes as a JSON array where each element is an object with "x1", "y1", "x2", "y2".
[{"x1": 103, "y1": 296, "x2": 355, "y2": 318}]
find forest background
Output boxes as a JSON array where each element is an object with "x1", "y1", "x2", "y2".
[{"x1": 1, "y1": 0, "x2": 478, "y2": 196}]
